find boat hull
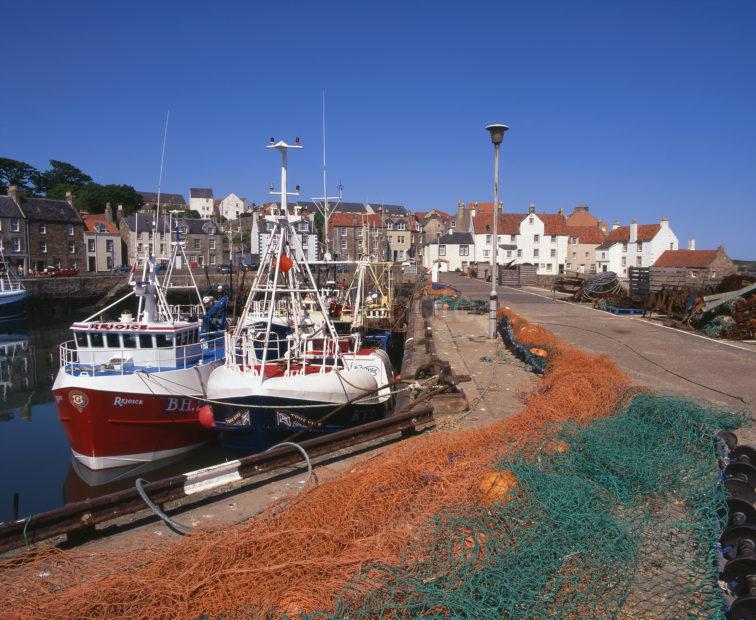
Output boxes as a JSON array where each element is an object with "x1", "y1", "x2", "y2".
[
  {"x1": 0, "y1": 290, "x2": 27, "y2": 320},
  {"x1": 52, "y1": 362, "x2": 219, "y2": 470}
]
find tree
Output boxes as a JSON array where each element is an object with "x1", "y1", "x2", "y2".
[
  {"x1": 313, "y1": 211, "x2": 324, "y2": 242},
  {"x1": 0, "y1": 158, "x2": 39, "y2": 194},
  {"x1": 33, "y1": 160, "x2": 92, "y2": 195},
  {"x1": 74, "y1": 184, "x2": 143, "y2": 214},
  {"x1": 177, "y1": 209, "x2": 202, "y2": 219}
]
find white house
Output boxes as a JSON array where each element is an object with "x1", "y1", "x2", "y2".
[
  {"x1": 189, "y1": 188, "x2": 214, "y2": 219},
  {"x1": 423, "y1": 231, "x2": 474, "y2": 271},
  {"x1": 469, "y1": 205, "x2": 569, "y2": 275},
  {"x1": 595, "y1": 217, "x2": 679, "y2": 276},
  {"x1": 219, "y1": 193, "x2": 249, "y2": 220}
]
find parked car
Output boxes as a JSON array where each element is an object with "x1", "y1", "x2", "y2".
[
  {"x1": 240, "y1": 262, "x2": 259, "y2": 272},
  {"x1": 45, "y1": 266, "x2": 79, "y2": 277},
  {"x1": 219, "y1": 264, "x2": 233, "y2": 274},
  {"x1": 112, "y1": 264, "x2": 132, "y2": 274}
]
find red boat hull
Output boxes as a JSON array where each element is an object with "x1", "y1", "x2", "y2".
[{"x1": 53, "y1": 386, "x2": 212, "y2": 470}]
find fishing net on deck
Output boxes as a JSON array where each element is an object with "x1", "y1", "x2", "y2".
[{"x1": 0, "y1": 309, "x2": 744, "y2": 619}]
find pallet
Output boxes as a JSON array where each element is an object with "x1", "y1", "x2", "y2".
[{"x1": 606, "y1": 305, "x2": 645, "y2": 316}]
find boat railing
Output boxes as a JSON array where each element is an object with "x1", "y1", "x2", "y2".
[
  {"x1": 167, "y1": 303, "x2": 204, "y2": 319},
  {"x1": 59, "y1": 331, "x2": 226, "y2": 376}
]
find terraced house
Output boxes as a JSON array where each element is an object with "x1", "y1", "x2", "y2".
[{"x1": 1, "y1": 185, "x2": 84, "y2": 274}]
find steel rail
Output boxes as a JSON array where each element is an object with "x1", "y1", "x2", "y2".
[{"x1": 0, "y1": 404, "x2": 434, "y2": 554}]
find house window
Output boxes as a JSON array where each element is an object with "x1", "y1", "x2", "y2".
[
  {"x1": 87, "y1": 239, "x2": 95, "y2": 252},
  {"x1": 68, "y1": 241, "x2": 75, "y2": 254},
  {"x1": 485, "y1": 234, "x2": 491, "y2": 245},
  {"x1": 386, "y1": 222, "x2": 393, "y2": 230},
  {"x1": 450, "y1": 220, "x2": 456, "y2": 227},
  {"x1": 438, "y1": 245, "x2": 446, "y2": 257},
  {"x1": 547, "y1": 263, "x2": 552, "y2": 270},
  {"x1": 106, "y1": 239, "x2": 114, "y2": 252},
  {"x1": 106, "y1": 256, "x2": 113, "y2": 270},
  {"x1": 397, "y1": 235, "x2": 405, "y2": 244},
  {"x1": 208, "y1": 238, "x2": 216, "y2": 251},
  {"x1": 340, "y1": 227, "x2": 347, "y2": 236},
  {"x1": 585, "y1": 251, "x2": 589, "y2": 259},
  {"x1": 137, "y1": 242, "x2": 143, "y2": 253},
  {"x1": 534, "y1": 249, "x2": 539, "y2": 257},
  {"x1": 10, "y1": 219, "x2": 19, "y2": 232},
  {"x1": 571, "y1": 236, "x2": 578, "y2": 244},
  {"x1": 40, "y1": 241, "x2": 47, "y2": 253},
  {"x1": 11, "y1": 238, "x2": 20, "y2": 252},
  {"x1": 38, "y1": 223, "x2": 47, "y2": 234},
  {"x1": 622, "y1": 256, "x2": 627, "y2": 267},
  {"x1": 551, "y1": 235, "x2": 557, "y2": 242},
  {"x1": 517, "y1": 249, "x2": 522, "y2": 257},
  {"x1": 67, "y1": 224, "x2": 75, "y2": 236},
  {"x1": 94, "y1": 223, "x2": 107, "y2": 233},
  {"x1": 506, "y1": 250, "x2": 512, "y2": 258},
  {"x1": 572, "y1": 251, "x2": 577, "y2": 259},
  {"x1": 459, "y1": 245, "x2": 469, "y2": 256},
  {"x1": 637, "y1": 241, "x2": 643, "y2": 251},
  {"x1": 636, "y1": 256, "x2": 642, "y2": 266},
  {"x1": 198, "y1": 256, "x2": 204, "y2": 266},
  {"x1": 160, "y1": 243, "x2": 165, "y2": 254},
  {"x1": 622, "y1": 243, "x2": 627, "y2": 253},
  {"x1": 534, "y1": 234, "x2": 540, "y2": 242},
  {"x1": 209, "y1": 254, "x2": 216, "y2": 265},
  {"x1": 670, "y1": 243, "x2": 674, "y2": 250},
  {"x1": 529, "y1": 217, "x2": 534, "y2": 225},
  {"x1": 550, "y1": 249, "x2": 556, "y2": 257},
  {"x1": 397, "y1": 222, "x2": 406, "y2": 231},
  {"x1": 510, "y1": 235, "x2": 516, "y2": 242},
  {"x1": 341, "y1": 238, "x2": 347, "y2": 249},
  {"x1": 483, "y1": 249, "x2": 490, "y2": 258},
  {"x1": 194, "y1": 239, "x2": 201, "y2": 250}
]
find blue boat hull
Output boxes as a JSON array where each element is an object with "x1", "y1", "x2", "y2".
[{"x1": 0, "y1": 291, "x2": 27, "y2": 320}]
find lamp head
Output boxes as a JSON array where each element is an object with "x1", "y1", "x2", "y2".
[{"x1": 485, "y1": 123, "x2": 509, "y2": 145}]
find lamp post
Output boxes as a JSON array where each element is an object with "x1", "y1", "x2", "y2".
[{"x1": 485, "y1": 123, "x2": 509, "y2": 339}]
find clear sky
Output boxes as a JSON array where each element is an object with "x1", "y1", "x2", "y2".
[{"x1": 2, "y1": 0, "x2": 754, "y2": 257}]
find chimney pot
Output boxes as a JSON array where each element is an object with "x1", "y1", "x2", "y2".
[
  {"x1": 8, "y1": 185, "x2": 19, "y2": 204},
  {"x1": 65, "y1": 191, "x2": 74, "y2": 207},
  {"x1": 612, "y1": 220, "x2": 620, "y2": 231},
  {"x1": 528, "y1": 203, "x2": 536, "y2": 214},
  {"x1": 688, "y1": 239, "x2": 696, "y2": 251}
]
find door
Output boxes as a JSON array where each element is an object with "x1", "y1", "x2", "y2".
[{"x1": 88, "y1": 257, "x2": 96, "y2": 272}]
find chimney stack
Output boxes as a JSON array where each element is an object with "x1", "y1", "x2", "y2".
[
  {"x1": 629, "y1": 218, "x2": 638, "y2": 243},
  {"x1": 65, "y1": 191, "x2": 74, "y2": 208},
  {"x1": 117, "y1": 204, "x2": 124, "y2": 221},
  {"x1": 528, "y1": 203, "x2": 536, "y2": 214},
  {"x1": 559, "y1": 207, "x2": 564, "y2": 215},
  {"x1": 688, "y1": 239, "x2": 695, "y2": 251},
  {"x1": 660, "y1": 215, "x2": 669, "y2": 229},
  {"x1": 612, "y1": 220, "x2": 620, "y2": 231},
  {"x1": 105, "y1": 202, "x2": 113, "y2": 223},
  {"x1": 8, "y1": 185, "x2": 19, "y2": 204}
]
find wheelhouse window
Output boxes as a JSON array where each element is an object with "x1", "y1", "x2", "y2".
[
  {"x1": 123, "y1": 333, "x2": 139, "y2": 348},
  {"x1": 75, "y1": 332, "x2": 88, "y2": 347},
  {"x1": 106, "y1": 333, "x2": 120, "y2": 348},
  {"x1": 156, "y1": 333, "x2": 174, "y2": 348},
  {"x1": 90, "y1": 333, "x2": 104, "y2": 347},
  {"x1": 139, "y1": 334, "x2": 154, "y2": 348}
]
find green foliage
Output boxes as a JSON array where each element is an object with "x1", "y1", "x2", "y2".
[
  {"x1": 314, "y1": 210, "x2": 324, "y2": 241},
  {"x1": 177, "y1": 209, "x2": 202, "y2": 219},
  {"x1": 0, "y1": 158, "x2": 39, "y2": 193},
  {"x1": 75, "y1": 184, "x2": 143, "y2": 214},
  {"x1": 33, "y1": 159, "x2": 92, "y2": 194}
]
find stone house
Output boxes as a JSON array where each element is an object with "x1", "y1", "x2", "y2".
[
  {"x1": 595, "y1": 217, "x2": 679, "y2": 276},
  {"x1": 120, "y1": 214, "x2": 223, "y2": 268},
  {"x1": 652, "y1": 244, "x2": 736, "y2": 284},
  {"x1": 0, "y1": 192, "x2": 27, "y2": 274},
  {"x1": 82, "y1": 204, "x2": 123, "y2": 271},
  {"x1": 138, "y1": 191, "x2": 186, "y2": 210},
  {"x1": 385, "y1": 214, "x2": 422, "y2": 262},
  {"x1": 219, "y1": 193, "x2": 250, "y2": 220},
  {"x1": 566, "y1": 225, "x2": 607, "y2": 274},
  {"x1": 328, "y1": 212, "x2": 386, "y2": 261},
  {"x1": 418, "y1": 209, "x2": 453, "y2": 244},
  {"x1": 189, "y1": 188, "x2": 214, "y2": 219},
  {"x1": 4, "y1": 186, "x2": 85, "y2": 273}
]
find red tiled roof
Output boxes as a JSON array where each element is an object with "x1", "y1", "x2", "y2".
[
  {"x1": 466, "y1": 202, "x2": 495, "y2": 212},
  {"x1": 566, "y1": 210, "x2": 602, "y2": 228},
  {"x1": 653, "y1": 249, "x2": 720, "y2": 268},
  {"x1": 605, "y1": 224, "x2": 661, "y2": 243},
  {"x1": 539, "y1": 213, "x2": 569, "y2": 236},
  {"x1": 82, "y1": 214, "x2": 119, "y2": 234},
  {"x1": 567, "y1": 225, "x2": 605, "y2": 244},
  {"x1": 328, "y1": 212, "x2": 383, "y2": 229},
  {"x1": 472, "y1": 213, "x2": 526, "y2": 235}
]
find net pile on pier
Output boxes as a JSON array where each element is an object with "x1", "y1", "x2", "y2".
[{"x1": 0, "y1": 310, "x2": 744, "y2": 619}]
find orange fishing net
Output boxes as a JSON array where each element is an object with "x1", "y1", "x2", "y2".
[{"x1": 0, "y1": 309, "x2": 631, "y2": 619}]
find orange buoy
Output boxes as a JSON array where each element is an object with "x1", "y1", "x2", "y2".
[
  {"x1": 272, "y1": 253, "x2": 293, "y2": 273},
  {"x1": 529, "y1": 347, "x2": 548, "y2": 358},
  {"x1": 198, "y1": 405, "x2": 215, "y2": 429},
  {"x1": 479, "y1": 470, "x2": 517, "y2": 505}
]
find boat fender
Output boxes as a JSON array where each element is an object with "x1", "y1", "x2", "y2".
[{"x1": 198, "y1": 405, "x2": 215, "y2": 429}]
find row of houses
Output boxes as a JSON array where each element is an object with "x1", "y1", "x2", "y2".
[
  {"x1": 422, "y1": 202, "x2": 683, "y2": 277},
  {"x1": 138, "y1": 189, "x2": 252, "y2": 221}
]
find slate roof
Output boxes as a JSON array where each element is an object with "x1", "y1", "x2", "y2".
[
  {"x1": 190, "y1": 188, "x2": 213, "y2": 199},
  {"x1": 82, "y1": 214, "x2": 119, "y2": 234},
  {"x1": 605, "y1": 224, "x2": 661, "y2": 243},
  {"x1": 436, "y1": 231, "x2": 474, "y2": 245},
  {"x1": 653, "y1": 249, "x2": 722, "y2": 269},
  {"x1": 596, "y1": 240, "x2": 616, "y2": 251},
  {"x1": 567, "y1": 225, "x2": 606, "y2": 244},
  {"x1": 370, "y1": 203, "x2": 406, "y2": 216},
  {"x1": 0, "y1": 196, "x2": 24, "y2": 218},
  {"x1": 332, "y1": 202, "x2": 367, "y2": 214},
  {"x1": 138, "y1": 191, "x2": 186, "y2": 206},
  {"x1": 124, "y1": 215, "x2": 220, "y2": 235},
  {"x1": 16, "y1": 197, "x2": 82, "y2": 223}
]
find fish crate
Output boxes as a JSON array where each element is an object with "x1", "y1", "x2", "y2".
[{"x1": 628, "y1": 267, "x2": 650, "y2": 297}]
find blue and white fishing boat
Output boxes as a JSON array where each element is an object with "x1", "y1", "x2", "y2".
[{"x1": 0, "y1": 247, "x2": 27, "y2": 320}]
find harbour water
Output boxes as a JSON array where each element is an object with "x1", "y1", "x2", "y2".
[{"x1": 0, "y1": 315, "x2": 227, "y2": 522}]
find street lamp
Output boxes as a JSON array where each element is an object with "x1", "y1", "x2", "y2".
[{"x1": 485, "y1": 123, "x2": 509, "y2": 339}]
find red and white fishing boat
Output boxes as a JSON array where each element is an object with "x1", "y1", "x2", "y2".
[{"x1": 52, "y1": 220, "x2": 227, "y2": 470}]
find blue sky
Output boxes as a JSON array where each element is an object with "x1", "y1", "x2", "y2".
[{"x1": 2, "y1": 0, "x2": 754, "y2": 257}]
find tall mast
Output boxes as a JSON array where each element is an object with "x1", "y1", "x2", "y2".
[
  {"x1": 152, "y1": 110, "x2": 170, "y2": 260},
  {"x1": 312, "y1": 92, "x2": 340, "y2": 261}
]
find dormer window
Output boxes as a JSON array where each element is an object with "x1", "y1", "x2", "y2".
[
  {"x1": 386, "y1": 222, "x2": 393, "y2": 230},
  {"x1": 450, "y1": 220, "x2": 456, "y2": 227},
  {"x1": 94, "y1": 222, "x2": 107, "y2": 234},
  {"x1": 397, "y1": 221, "x2": 406, "y2": 231},
  {"x1": 529, "y1": 217, "x2": 534, "y2": 225}
]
